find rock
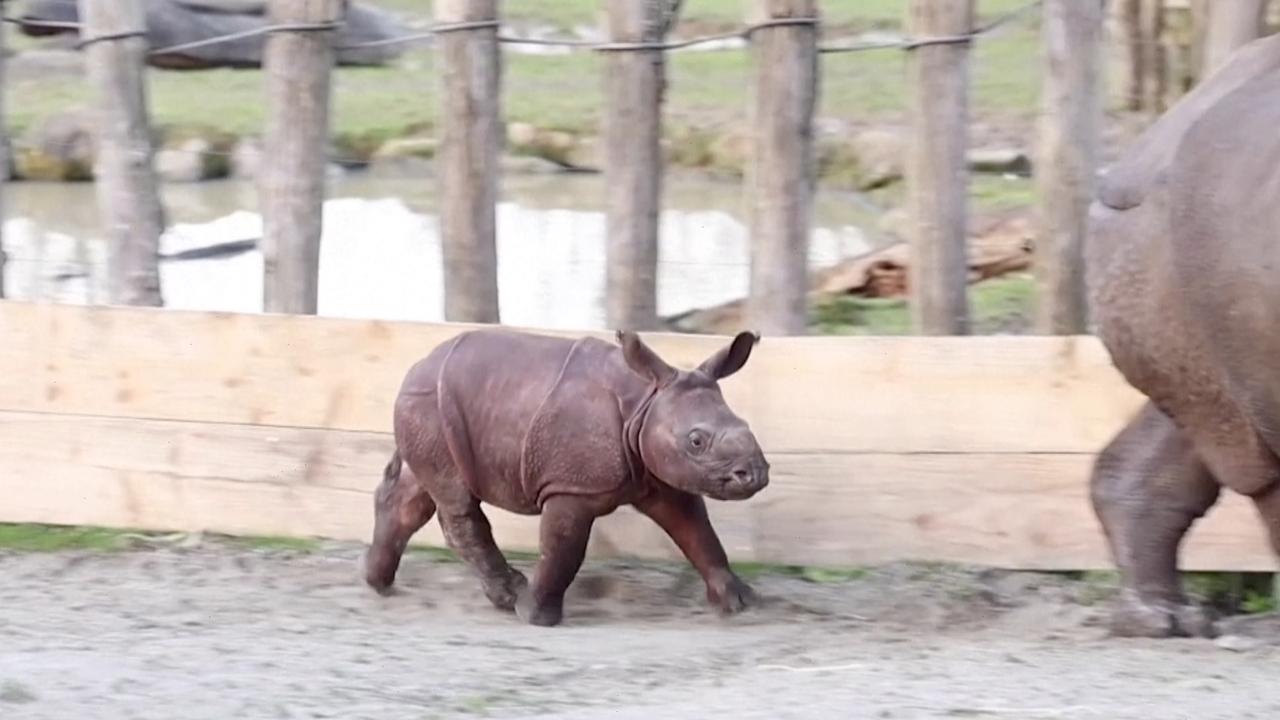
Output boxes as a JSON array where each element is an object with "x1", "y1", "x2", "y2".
[
  {"x1": 505, "y1": 124, "x2": 578, "y2": 166},
  {"x1": 706, "y1": 127, "x2": 751, "y2": 177},
  {"x1": 969, "y1": 147, "x2": 1032, "y2": 176},
  {"x1": 155, "y1": 138, "x2": 226, "y2": 183},
  {"x1": 848, "y1": 129, "x2": 906, "y2": 190},
  {"x1": 368, "y1": 138, "x2": 437, "y2": 177},
  {"x1": 563, "y1": 136, "x2": 602, "y2": 172},
  {"x1": 506, "y1": 122, "x2": 540, "y2": 148},
  {"x1": 1215, "y1": 634, "x2": 1262, "y2": 653},
  {"x1": 14, "y1": 109, "x2": 97, "y2": 181},
  {"x1": 500, "y1": 155, "x2": 566, "y2": 175},
  {"x1": 229, "y1": 137, "x2": 263, "y2": 180},
  {"x1": 155, "y1": 127, "x2": 235, "y2": 182},
  {"x1": 372, "y1": 137, "x2": 438, "y2": 162}
]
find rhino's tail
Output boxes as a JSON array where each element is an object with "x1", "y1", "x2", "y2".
[{"x1": 383, "y1": 448, "x2": 403, "y2": 487}]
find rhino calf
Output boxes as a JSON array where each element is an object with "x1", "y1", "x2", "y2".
[{"x1": 363, "y1": 328, "x2": 770, "y2": 626}]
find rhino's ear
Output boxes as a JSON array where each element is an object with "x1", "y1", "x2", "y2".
[
  {"x1": 697, "y1": 331, "x2": 759, "y2": 380},
  {"x1": 617, "y1": 330, "x2": 678, "y2": 386}
]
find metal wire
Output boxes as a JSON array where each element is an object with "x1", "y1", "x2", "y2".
[{"x1": 2, "y1": 1, "x2": 1043, "y2": 56}]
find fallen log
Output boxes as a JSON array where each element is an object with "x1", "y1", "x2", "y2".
[{"x1": 664, "y1": 213, "x2": 1034, "y2": 335}]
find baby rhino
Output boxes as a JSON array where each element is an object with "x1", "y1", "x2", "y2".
[{"x1": 363, "y1": 328, "x2": 770, "y2": 626}]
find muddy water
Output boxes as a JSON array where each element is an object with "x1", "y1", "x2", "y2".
[{"x1": 0, "y1": 172, "x2": 885, "y2": 329}]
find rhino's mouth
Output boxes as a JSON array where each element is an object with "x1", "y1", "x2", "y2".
[{"x1": 709, "y1": 458, "x2": 769, "y2": 501}]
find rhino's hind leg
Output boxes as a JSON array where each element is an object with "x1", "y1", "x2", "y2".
[
  {"x1": 436, "y1": 499, "x2": 529, "y2": 612},
  {"x1": 1090, "y1": 402, "x2": 1222, "y2": 638},
  {"x1": 365, "y1": 452, "x2": 437, "y2": 595},
  {"x1": 634, "y1": 486, "x2": 754, "y2": 615},
  {"x1": 515, "y1": 494, "x2": 600, "y2": 627}
]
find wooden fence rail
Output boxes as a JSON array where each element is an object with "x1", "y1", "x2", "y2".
[{"x1": 0, "y1": 300, "x2": 1270, "y2": 571}]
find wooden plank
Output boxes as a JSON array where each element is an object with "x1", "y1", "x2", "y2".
[
  {"x1": 0, "y1": 301, "x2": 1147, "y2": 454},
  {"x1": 905, "y1": 0, "x2": 974, "y2": 335},
  {"x1": 80, "y1": 0, "x2": 165, "y2": 306},
  {"x1": 745, "y1": 0, "x2": 818, "y2": 336},
  {"x1": 260, "y1": 0, "x2": 342, "y2": 314},
  {"x1": 435, "y1": 0, "x2": 501, "y2": 323},
  {"x1": 0, "y1": 410, "x2": 1270, "y2": 571},
  {"x1": 602, "y1": 0, "x2": 671, "y2": 331},
  {"x1": 1034, "y1": 0, "x2": 1102, "y2": 334}
]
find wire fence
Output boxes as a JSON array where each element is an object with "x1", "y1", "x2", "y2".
[
  {"x1": 0, "y1": 1, "x2": 1044, "y2": 173},
  {"x1": 4, "y1": 0, "x2": 1042, "y2": 57}
]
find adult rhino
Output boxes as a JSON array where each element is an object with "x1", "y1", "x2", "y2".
[{"x1": 1086, "y1": 32, "x2": 1280, "y2": 638}]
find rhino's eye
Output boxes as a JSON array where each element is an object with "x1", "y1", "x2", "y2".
[{"x1": 687, "y1": 430, "x2": 709, "y2": 453}]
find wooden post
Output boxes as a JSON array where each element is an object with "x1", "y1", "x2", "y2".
[
  {"x1": 80, "y1": 0, "x2": 165, "y2": 307},
  {"x1": 1034, "y1": 0, "x2": 1102, "y2": 335},
  {"x1": 1112, "y1": 0, "x2": 1144, "y2": 111},
  {"x1": 904, "y1": 0, "x2": 973, "y2": 335},
  {"x1": 435, "y1": 0, "x2": 501, "y2": 324},
  {"x1": 260, "y1": 0, "x2": 342, "y2": 315},
  {"x1": 745, "y1": 0, "x2": 818, "y2": 337},
  {"x1": 1139, "y1": 0, "x2": 1168, "y2": 112},
  {"x1": 1204, "y1": 0, "x2": 1269, "y2": 75},
  {"x1": 603, "y1": 0, "x2": 671, "y2": 331},
  {"x1": 0, "y1": 8, "x2": 7, "y2": 300}
]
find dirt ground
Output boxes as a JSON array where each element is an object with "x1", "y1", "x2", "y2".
[{"x1": 2, "y1": 539, "x2": 1279, "y2": 720}]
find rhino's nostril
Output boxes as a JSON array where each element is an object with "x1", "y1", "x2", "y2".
[{"x1": 732, "y1": 468, "x2": 750, "y2": 483}]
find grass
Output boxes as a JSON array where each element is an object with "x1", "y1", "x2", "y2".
[
  {"x1": 0, "y1": 523, "x2": 141, "y2": 552},
  {"x1": 813, "y1": 273, "x2": 1036, "y2": 336}
]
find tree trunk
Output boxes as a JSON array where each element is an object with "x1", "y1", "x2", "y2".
[
  {"x1": 80, "y1": 0, "x2": 165, "y2": 306},
  {"x1": 1034, "y1": 0, "x2": 1102, "y2": 335},
  {"x1": 260, "y1": 0, "x2": 342, "y2": 315},
  {"x1": 745, "y1": 0, "x2": 818, "y2": 337},
  {"x1": 905, "y1": 0, "x2": 973, "y2": 335},
  {"x1": 436, "y1": 0, "x2": 501, "y2": 324},
  {"x1": 603, "y1": 0, "x2": 672, "y2": 331},
  {"x1": 1204, "y1": 0, "x2": 1269, "y2": 75}
]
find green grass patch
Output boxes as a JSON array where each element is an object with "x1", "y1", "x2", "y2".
[
  {"x1": 0, "y1": 523, "x2": 140, "y2": 552},
  {"x1": 813, "y1": 273, "x2": 1036, "y2": 336},
  {"x1": 731, "y1": 561, "x2": 868, "y2": 583}
]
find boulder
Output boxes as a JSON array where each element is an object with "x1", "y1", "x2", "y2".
[
  {"x1": 847, "y1": 129, "x2": 906, "y2": 190},
  {"x1": 968, "y1": 147, "x2": 1032, "y2": 176},
  {"x1": 155, "y1": 127, "x2": 235, "y2": 182},
  {"x1": 229, "y1": 137, "x2": 263, "y2": 180},
  {"x1": 505, "y1": 123, "x2": 578, "y2": 166},
  {"x1": 368, "y1": 137, "x2": 438, "y2": 177},
  {"x1": 16, "y1": 0, "x2": 413, "y2": 69},
  {"x1": 13, "y1": 109, "x2": 97, "y2": 181}
]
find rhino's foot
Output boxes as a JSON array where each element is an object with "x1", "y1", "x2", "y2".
[
  {"x1": 514, "y1": 587, "x2": 564, "y2": 627},
  {"x1": 1109, "y1": 592, "x2": 1217, "y2": 639},
  {"x1": 708, "y1": 573, "x2": 755, "y2": 616},
  {"x1": 482, "y1": 569, "x2": 529, "y2": 612}
]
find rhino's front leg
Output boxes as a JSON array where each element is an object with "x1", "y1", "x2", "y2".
[
  {"x1": 515, "y1": 494, "x2": 600, "y2": 627},
  {"x1": 436, "y1": 500, "x2": 528, "y2": 612},
  {"x1": 634, "y1": 486, "x2": 754, "y2": 615}
]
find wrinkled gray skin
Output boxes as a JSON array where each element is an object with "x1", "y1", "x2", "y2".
[
  {"x1": 1086, "y1": 33, "x2": 1280, "y2": 638},
  {"x1": 363, "y1": 329, "x2": 770, "y2": 627}
]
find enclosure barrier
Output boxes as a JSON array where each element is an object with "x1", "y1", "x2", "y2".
[{"x1": 0, "y1": 300, "x2": 1270, "y2": 571}]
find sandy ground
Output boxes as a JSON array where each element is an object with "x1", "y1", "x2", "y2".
[{"x1": 2, "y1": 540, "x2": 1279, "y2": 720}]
